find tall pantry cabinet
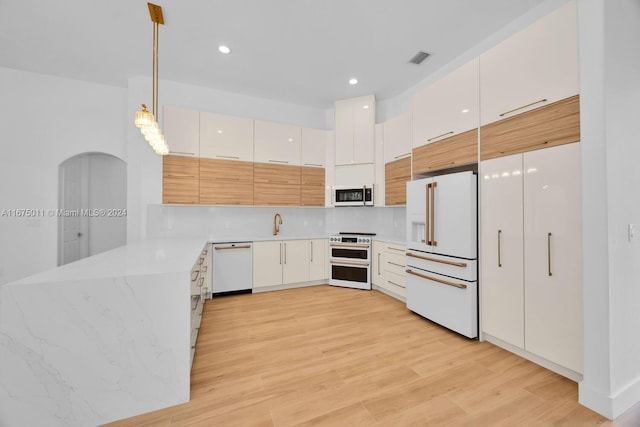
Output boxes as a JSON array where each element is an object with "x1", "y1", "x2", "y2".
[{"x1": 480, "y1": 143, "x2": 582, "y2": 375}]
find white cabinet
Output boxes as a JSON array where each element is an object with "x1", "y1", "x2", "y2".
[
  {"x1": 374, "y1": 124, "x2": 385, "y2": 207},
  {"x1": 253, "y1": 239, "x2": 318, "y2": 289},
  {"x1": 479, "y1": 1, "x2": 578, "y2": 126},
  {"x1": 480, "y1": 154, "x2": 525, "y2": 348},
  {"x1": 189, "y1": 243, "x2": 210, "y2": 367},
  {"x1": 381, "y1": 242, "x2": 406, "y2": 299},
  {"x1": 406, "y1": 172, "x2": 477, "y2": 259},
  {"x1": 309, "y1": 239, "x2": 327, "y2": 281},
  {"x1": 480, "y1": 142, "x2": 582, "y2": 374},
  {"x1": 199, "y1": 111, "x2": 254, "y2": 162},
  {"x1": 163, "y1": 106, "x2": 200, "y2": 156},
  {"x1": 383, "y1": 112, "x2": 412, "y2": 163},
  {"x1": 301, "y1": 128, "x2": 328, "y2": 168},
  {"x1": 254, "y1": 120, "x2": 302, "y2": 165},
  {"x1": 334, "y1": 95, "x2": 375, "y2": 166},
  {"x1": 372, "y1": 241, "x2": 384, "y2": 287},
  {"x1": 412, "y1": 58, "x2": 479, "y2": 148}
]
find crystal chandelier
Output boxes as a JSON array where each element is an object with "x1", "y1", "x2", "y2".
[{"x1": 134, "y1": 3, "x2": 168, "y2": 155}]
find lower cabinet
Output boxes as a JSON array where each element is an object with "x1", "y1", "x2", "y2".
[
  {"x1": 190, "y1": 243, "x2": 211, "y2": 368},
  {"x1": 372, "y1": 241, "x2": 406, "y2": 300},
  {"x1": 253, "y1": 239, "x2": 327, "y2": 289},
  {"x1": 481, "y1": 142, "x2": 582, "y2": 375}
]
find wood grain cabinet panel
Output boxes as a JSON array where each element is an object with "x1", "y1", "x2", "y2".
[
  {"x1": 480, "y1": 95, "x2": 580, "y2": 161},
  {"x1": 385, "y1": 157, "x2": 411, "y2": 206},
  {"x1": 412, "y1": 129, "x2": 478, "y2": 174},
  {"x1": 162, "y1": 155, "x2": 200, "y2": 204},
  {"x1": 254, "y1": 163, "x2": 301, "y2": 206},
  {"x1": 301, "y1": 167, "x2": 325, "y2": 206},
  {"x1": 199, "y1": 158, "x2": 254, "y2": 205}
]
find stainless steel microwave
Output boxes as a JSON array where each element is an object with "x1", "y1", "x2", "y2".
[{"x1": 333, "y1": 185, "x2": 374, "y2": 207}]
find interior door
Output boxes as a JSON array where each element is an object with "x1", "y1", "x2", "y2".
[
  {"x1": 480, "y1": 154, "x2": 525, "y2": 348},
  {"x1": 59, "y1": 155, "x2": 89, "y2": 265}
]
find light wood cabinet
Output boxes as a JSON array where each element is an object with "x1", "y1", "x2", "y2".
[
  {"x1": 480, "y1": 95, "x2": 580, "y2": 160},
  {"x1": 412, "y1": 129, "x2": 478, "y2": 174},
  {"x1": 163, "y1": 106, "x2": 200, "y2": 157},
  {"x1": 335, "y1": 95, "x2": 375, "y2": 166},
  {"x1": 254, "y1": 120, "x2": 301, "y2": 166},
  {"x1": 479, "y1": 1, "x2": 578, "y2": 126},
  {"x1": 412, "y1": 58, "x2": 479, "y2": 149},
  {"x1": 481, "y1": 142, "x2": 582, "y2": 374},
  {"x1": 253, "y1": 239, "x2": 316, "y2": 289},
  {"x1": 309, "y1": 239, "x2": 327, "y2": 281},
  {"x1": 301, "y1": 128, "x2": 328, "y2": 168},
  {"x1": 199, "y1": 158, "x2": 253, "y2": 205},
  {"x1": 199, "y1": 111, "x2": 254, "y2": 162},
  {"x1": 162, "y1": 155, "x2": 199, "y2": 204},
  {"x1": 253, "y1": 163, "x2": 301, "y2": 206},
  {"x1": 301, "y1": 167, "x2": 325, "y2": 207},
  {"x1": 385, "y1": 157, "x2": 411, "y2": 206},
  {"x1": 383, "y1": 112, "x2": 412, "y2": 163}
]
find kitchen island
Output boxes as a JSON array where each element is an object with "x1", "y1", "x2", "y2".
[{"x1": 0, "y1": 238, "x2": 208, "y2": 427}]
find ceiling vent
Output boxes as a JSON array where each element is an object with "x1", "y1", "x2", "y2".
[{"x1": 409, "y1": 51, "x2": 431, "y2": 65}]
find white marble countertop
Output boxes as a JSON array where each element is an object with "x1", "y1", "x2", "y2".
[
  {"x1": 374, "y1": 236, "x2": 407, "y2": 246},
  {"x1": 8, "y1": 237, "x2": 208, "y2": 287}
]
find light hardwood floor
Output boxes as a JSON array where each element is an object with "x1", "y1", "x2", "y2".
[{"x1": 106, "y1": 285, "x2": 640, "y2": 426}]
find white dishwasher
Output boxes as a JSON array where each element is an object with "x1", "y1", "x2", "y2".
[{"x1": 211, "y1": 242, "x2": 253, "y2": 295}]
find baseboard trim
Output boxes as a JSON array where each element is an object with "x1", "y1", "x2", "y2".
[
  {"x1": 580, "y1": 374, "x2": 640, "y2": 420},
  {"x1": 483, "y1": 333, "x2": 583, "y2": 382},
  {"x1": 251, "y1": 280, "x2": 326, "y2": 293}
]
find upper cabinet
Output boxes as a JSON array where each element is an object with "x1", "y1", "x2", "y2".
[
  {"x1": 199, "y1": 112, "x2": 254, "y2": 162},
  {"x1": 163, "y1": 106, "x2": 200, "y2": 157},
  {"x1": 479, "y1": 1, "x2": 578, "y2": 126},
  {"x1": 335, "y1": 95, "x2": 375, "y2": 166},
  {"x1": 254, "y1": 120, "x2": 302, "y2": 165},
  {"x1": 412, "y1": 58, "x2": 479, "y2": 149},
  {"x1": 383, "y1": 112, "x2": 412, "y2": 163},
  {"x1": 301, "y1": 128, "x2": 328, "y2": 168}
]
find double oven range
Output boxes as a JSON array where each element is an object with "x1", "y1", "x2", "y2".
[{"x1": 328, "y1": 232, "x2": 375, "y2": 290}]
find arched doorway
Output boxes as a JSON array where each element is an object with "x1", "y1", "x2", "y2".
[{"x1": 58, "y1": 153, "x2": 127, "y2": 265}]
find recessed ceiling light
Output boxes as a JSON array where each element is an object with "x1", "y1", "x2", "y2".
[
  {"x1": 363, "y1": 105, "x2": 369, "y2": 109},
  {"x1": 288, "y1": 138, "x2": 293, "y2": 142},
  {"x1": 218, "y1": 45, "x2": 231, "y2": 54},
  {"x1": 461, "y1": 109, "x2": 470, "y2": 114},
  {"x1": 349, "y1": 78, "x2": 358, "y2": 85},
  {"x1": 217, "y1": 130, "x2": 223, "y2": 134}
]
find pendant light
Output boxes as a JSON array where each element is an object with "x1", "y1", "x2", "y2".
[{"x1": 134, "y1": 3, "x2": 169, "y2": 156}]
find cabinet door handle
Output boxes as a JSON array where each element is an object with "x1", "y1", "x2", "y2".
[
  {"x1": 279, "y1": 243, "x2": 282, "y2": 265},
  {"x1": 310, "y1": 241, "x2": 313, "y2": 262},
  {"x1": 284, "y1": 243, "x2": 287, "y2": 264},
  {"x1": 499, "y1": 99, "x2": 547, "y2": 117},
  {"x1": 427, "y1": 131, "x2": 454, "y2": 142},
  {"x1": 548, "y1": 232, "x2": 552, "y2": 276},
  {"x1": 216, "y1": 155, "x2": 239, "y2": 159},
  {"x1": 377, "y1": 253, "x2": 381, "y2": 275},
  {"x1": 498, "y1": 230, "x2": 502, "y2": 267},
  {"x1": 269, "y1": 159, "x2": 289, "y2": 164},
  {"x1": 168, "y1": 151, "x2": 195, "y2": 156},
  {"x1": 394, "y1": 153, "x2": 411, "y2": 159},
  {"x1": 431, "y1": 181, "x2": 437, "y2": 246},
  {"x1": 304, "y1": 163, "x2": 323, "y2": 167}
]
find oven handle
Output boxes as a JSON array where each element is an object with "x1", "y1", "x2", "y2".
[
  {"x1": 330, "y1": 243, "x2": 370, "y2": 249},
  {"x1": 330, "y1": 260, "x2": 370, "y2": 267}
]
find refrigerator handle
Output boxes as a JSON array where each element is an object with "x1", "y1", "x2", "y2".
[
  {"x1": 425, "y1": 183, "x2": 431, "y2": 245},
  {"x1": 431, "y1": 181, "x2": 437, "y2": 246}
]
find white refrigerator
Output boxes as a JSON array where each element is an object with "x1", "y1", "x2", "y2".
[{"x1": 405, "y1": 171, "x2": 478, "y2": 338}]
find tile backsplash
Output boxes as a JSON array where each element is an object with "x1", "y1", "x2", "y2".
[{"x1": 147, "y1": 205, "x2": 406, "y2": 241}]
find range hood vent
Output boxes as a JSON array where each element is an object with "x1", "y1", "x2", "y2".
[{"x1": 409, "y1": 51, "x2": 431, "y2": 65}]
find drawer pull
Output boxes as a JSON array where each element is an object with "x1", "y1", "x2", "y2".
[
  {"x1": 387, "y1": 280, "x2": 406, "y2": 289},
  {"x1": 388, "y1": 261, "x2": 405, "y2": 268},
  {"x1": 198, "y1": 257, "x2": 205, "y2": 265},
  {"x1": 386, "y1": 246, "x2": 405, "y2": 252},
  {"x1": 191, "y1": 270, "x2": 200, "y2": 281},
  {"x1": 202, "y1": 265, "x2": 208, "y2": 273},
  {"x1": 198, "y1": 277, "x2": 204, "y2": 287},
  {"x1": 499, "y1": 98, "x2": 547, "y2": 117},
  {"x1": 330, "y1": 260, "x2": 369, "y2": 267},
  {"x1": 427, "y1": 131, "x2": 454, "y2": 142},
  {"x1": 406, "y1": 269, "x2": 467, "y2": 289},
  {"x1": 406, "y1": 252, "x2": 467, "y2": 267}
]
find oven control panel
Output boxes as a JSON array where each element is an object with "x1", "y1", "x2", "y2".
[{"x1": 329, "y1": 236, "x2": 372, "y2": 244}]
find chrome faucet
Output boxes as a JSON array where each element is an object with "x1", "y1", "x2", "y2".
[{"x1": 273, "y1": 213, "x2": 283, "y2": 235}]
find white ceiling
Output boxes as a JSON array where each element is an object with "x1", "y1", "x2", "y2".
[{"x1": 0, "y1": 0, "x2": 548, "y2": 109}]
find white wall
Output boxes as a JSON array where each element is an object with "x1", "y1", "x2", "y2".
[
  {"x1": 578, "y1": 0, "x2": 640, "y2": 419},
  {"x1": 125, "y1": 76, "x2": 332, "y2": 243},
  {"x1": 0, "y1": 67, "x2": 127, "y2": 287}
]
